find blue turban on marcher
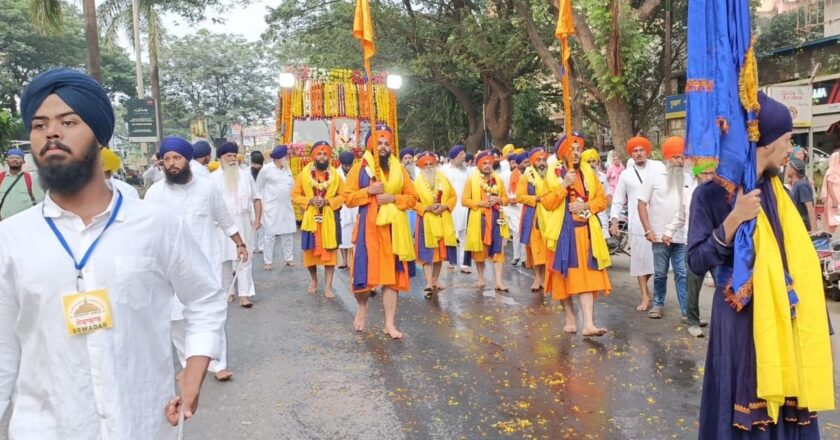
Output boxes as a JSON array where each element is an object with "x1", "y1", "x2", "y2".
[
  {"x1": 159, "y1": 136, "x2": 194, "y2": 161},
  {"x1": 339, "y1": 150, "x2": 355, "y2": 165},
  {"x1": 7, "y1": 149, "x2": 24, "y2": 159},
  {"x1": 448, "y1": 144, "x2": 466, "y2": 160},
  {"x1": 757, "y1": 92, "x2": 794, "y2": 148},
  {"x1": 270, "y1": 145, "x2": 288, "y2": 160},
  {"x1": 216, "y1": 142, "x2": 238, "y2": 158},
  {"x1": 400, "y1": 148, "x2": 415, "y2": 159},
  {"x1": 516, "y1": 153, "x2": 529, "y2": 165},
  {"x1": 192, "y1": 140, "x2": 212, "y2": 158},
  {"x1": 19, "y1": 68, "x2": 115, "y2": 146}
]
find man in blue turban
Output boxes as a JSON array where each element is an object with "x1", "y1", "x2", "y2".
[
  {"x1": 337, "y1": 150, "x2": 358, "y2": 269},
  {"x1": 400, "y1": 147, "x2": 416, "y2": 180},
  {"x1": 441, "y1": 144, "x2": 472, "y2": 273},
  {"x1": 158, "y1": 136, "x2": 194, "y2": 185},
  {"x1": 256, "y1": 145, "x2": 296, "y2": 270},
  {"x1": 6, "y1": 68, "x2": 227, "y2": 436},
  {"x1": 191, "y1": 140, "x2": 213, "y2": 178},
  {"x1": 0, "y1": 148, "x2": 44, "y2": 220}
]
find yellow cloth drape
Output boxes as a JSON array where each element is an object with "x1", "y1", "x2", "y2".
[
  {"x1": 362, "y1": 150, "x2": 415, "y2": 261},
  {"x1": 465, "y1": 170, "x2": 510, "y2": 252},
  {"x1": 753, "y1": 177, "x2": 834, "y2": 422},
  {"x1": 300, "y1": 164, "x2": 340, "y2": 250},
  {"x1": 543, "y1": 160, "x2": 611, "y2": 269},
  {"x1": 415, "y1": 171, "x2": 457, "y2": 248}
]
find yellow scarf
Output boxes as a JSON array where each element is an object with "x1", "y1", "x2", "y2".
[
  {"x1": 415, "y1": 171, "x2": 457, "y2": 248},
  {"x1": 544, "y1": 160, "x2": 611, "y2": 269},
  {"x1": 362, "y1": 150, "x2": 415, "y2": 261},
  {"x1": 753, "y1": 177, "x2": 834, "y2": 421},
  {"x1": 465, "y1": 170, "x2": 510, "y2": 252},
  {"x1": 300, "y1": 164, "x2": 340, "y2": 250},
  {"x1": 524, "y1": 166, "x2": 551, "y2": 232}
]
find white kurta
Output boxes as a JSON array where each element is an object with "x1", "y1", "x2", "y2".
[
  {"x1": 0, "y1": 191, "x2": 226, "y2": 439},
  {"x1": 110, "y1": 177, "x2": 139, "y2": 199},
  {"x1": 211, "y1": 169, "x2": 260, "y2": 261},
  {"x1": 145, "y1": 177, "x2": 238, "y2": 319},
  {"x1": 190, "y1": 160, "x2": 210, "y2": 179},
  {"x1": 255, "y1": 162, "x2": 296, "y2": 236},
  {"x1": 442, "y1": 163, "x2": 470, "y2": 232},
  {"x1": 338, "y1": 167, "x2": 358, "y2": 249},
  {"x1": 610, "y1": 159, "x2": 664, "y2": 276}
]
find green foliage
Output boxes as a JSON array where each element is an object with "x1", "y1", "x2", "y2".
[
  {"x1": 0, "y1": 0, "x2": 136, "y2": 113},
  {"x1": 755, "y1": 5, "x2": 824, "y2": 55},
  {"x1": 511, "y1": 85, "x2": 555, "y2": 147},
  {"x1": 0, "y1": 110, "x2": 23, "y2": 160},
  {"x1": 160, "y1": 30, "x2": 276, "y2": 139}
]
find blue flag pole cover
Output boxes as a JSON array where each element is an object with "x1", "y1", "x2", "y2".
[{"x1": 685, "y1": 0, "x2": 760, "y2": 305}]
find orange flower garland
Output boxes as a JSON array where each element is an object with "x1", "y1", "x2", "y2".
[{"x1": 282, "y1": 88, "x2": 293, "y2": 144}]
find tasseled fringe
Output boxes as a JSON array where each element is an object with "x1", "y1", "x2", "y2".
[
  {"x1": 747, "y1": 120, "x2": 760, "y2": 142},
  {"x1": 717, "y1": 116, "x2": 730, "y2": 134},
  {"x1": 724, "y1": 277, "x2": 753, "y2": 312},
  {"x1": 686, "y1": 79, "x2": 714, "y2": 93},
  {"x1": 713, "y1": 175, "x2": 737, "y2": 201},
  {"x1": 739, "y1": 38, "x2": 761, "y2": 114}
]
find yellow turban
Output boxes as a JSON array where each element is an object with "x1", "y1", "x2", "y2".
[
  {"x1": 101, "y1": 148, "x2": 121, "y2": 173},
  {"x1": 581, "y1": 149, "x2": 600, "y2": 163},
  {"x1": 236, "y1": 153, "x2": 244, "y2": 163},
  {"x1": 208, "y1": 160, "x2": 220, "y2": 172},
  {"x1": 502, "y1": 144, "x2": 515, "y2": 157},
  {"x1": 513, "y1": 148, "x2": 526, "y2": 155}
]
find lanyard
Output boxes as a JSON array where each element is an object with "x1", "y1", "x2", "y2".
[{"x1": 44, "y1": 191, "x2": 124, "y2": 290}]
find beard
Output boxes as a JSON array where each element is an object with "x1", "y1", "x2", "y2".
[
  {"x1": 492, "y1": 162, "x2": 500, "y2": 171},
  {"x1": 379, "y1": 154, "x2": 390, "y2": 171},
  {"x1": 765, "y1": 166, "x2": 782, "y2": 179},
  {"x1": 222, "y1": 162, "x2": 240, "y2": 193},
  {"x1": 315, "y1": 160, "x2": 329, "y2": 171},
  {"x1": 536, "y1": 164, "x2": 547, "y2": 177},
  {"x1": 666, "y1": 164, "x2": 685, "y2": 192},
  {"x1": 250, "y1": 167, "x2": 260, "y2": 180},
  {"x1": 421, "y1": 167, "x2": 436, "y2": 183},
  {"x1": 165, "y1": 164, "x2": 192, "y2": 185},
  {"x1": 8, "y1": 164, "x2": 22, "y2": 172},
  {"x1": 34, "y1": 140, "x2": 98, "y2": 196}
]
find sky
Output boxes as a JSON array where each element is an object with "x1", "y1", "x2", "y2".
[{"x1": 163, "y1": 0, "x2": 272, "y2": 41}]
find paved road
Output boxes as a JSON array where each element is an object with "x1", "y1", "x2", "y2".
[{"x1": 3, "y1": 249, "x2": 840, "y2": 439}]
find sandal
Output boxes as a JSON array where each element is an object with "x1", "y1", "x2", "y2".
[{"x1": 647, "y1": 306, "x2": 662, "y2": 319}]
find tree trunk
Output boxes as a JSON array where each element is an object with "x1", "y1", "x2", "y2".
[
  {"x1": 148, "y1": 24, "x2": 163, "y2": 141},
  {"x1": 604, "y1": 96, "x2": 633, "y2": 158},
  {"x1": 81, "y1": 0, "x2": 102, "y2": 82},
  {"x1": 435, "y1": 77, "x2": 485, "y2": 151},
  {"x1": 483, "y1": 75, "x2": 513, "y2": 147}
]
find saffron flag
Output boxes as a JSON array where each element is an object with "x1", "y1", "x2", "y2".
[
  {"x1": 353, "y1": 0, "x2": 376, "y2": 65},
  {"x1": 554, "y1": 0, "x2": 575, "y2": 139}
]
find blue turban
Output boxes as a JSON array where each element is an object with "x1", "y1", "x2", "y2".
[
  {"x1": 270, "y1": 145, "x2": 288, "y2": 160},
  {"x1": 516, "y1": 153, "x2": 529, "y2": 164},
  {"x1": 401, "y1": 148, "x2": 415, "y2": 159},
  {"x1": 216, "y1": 141, "x2": 238, "y2": 158},
  {"x1": 159, "y1": 136, "x2": 193, "y2": 161},
  {"x1": 448, "y1": 144, "x2": 466, "y2": 160},
  {"x1": 192, "y1": 140, "x2": 212, "y2": 158},
  {"x1": 757, "y1": 92, "x2": 794, "y2": 148},
  {"x1": 19, "y1": 68, "x2": 115, "y2": 146},
  {"x1": 465, "y1": 153, "x2": 474, "y2": 163},
  {"x1": 339, "y1": 150, "x2": 355, "y2": 165},
  {"x1": 7, "y1": 149, "x2": 24, "y2": 159}
]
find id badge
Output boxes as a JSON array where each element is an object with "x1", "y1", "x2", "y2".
[{"x1": 62, "y1": 289, "x2": 114, "y2": 336}]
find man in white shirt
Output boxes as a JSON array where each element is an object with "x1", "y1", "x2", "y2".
[
  {"x1": 146, "y1": 135, "x2": 248, "y2": 381},
  {"x1": 101, "y1": 147, "x2": 139, "y2": 199},
  {"x1": 143, "y1": 153, "x2": 165, "y2": 186},
  {"x1": 441, "y1": 145, "x2": 472, "y2": 273},
  {"x1": 190, "y1": 140, "x2": 213, "y2": 178},
  {"x1": 637, "y1": 136, "x2": 688, "y2": 320},
  {"x1": 256, "y1": 145, "x2": 297, "y2": 270},
  {"x1": 211, "y1": 142, "x2": 262, "y2": 308},
  {"x1": 337, "y1": 151, "x2": 358, "y2": 269},
  {"x1": 499, "y1": 151, "x2": 521, "y2": 266},
  {"x1": 610, "y1": 136, "x2": 663, "y2": 312},
  {"x1": 1, "y1": 67, "x2": 226, "y2": 438}
]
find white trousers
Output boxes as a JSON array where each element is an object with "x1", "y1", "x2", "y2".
[
  {"x1": 172, "y1": 319, "x2": 228, "y2": 372},
  {"x1": 255, "y1": 228, "x2": 265, "y2": 252},
  {"x1": 455, "y1": 229, "x2": 468, "y2": 268},
  {"x1": 263, "y1": 233, "x2": 294, "y2": 265},
  {"x1": 223, "y1": 257, "x2": 255, "y2": 297}
]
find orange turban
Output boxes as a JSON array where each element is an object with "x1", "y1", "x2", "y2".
[
  {"x1": 311, "y1": 141, "x2": 332, "y2": 159},
  {"x1": 529, "y1": 147, "x2": 547, "y2": 163},
  {"x1": 661, "y1": 136, "x2": 685, "y2": 160},
  {"x1": 475, "y1": 150, "x2": 494, "y2": 168},
  {"x1": 555, "y1": 134, "x2": 585, "y2": 162},
  {"x1": 415, "y1": 151, "x2": 437, "y2": 167},
  {"x1": 626, "y1": 136, "x2": 651, "y2": 156},
  {"x1": 366, "y1": 125, "x2": 394, "y2": 152}
]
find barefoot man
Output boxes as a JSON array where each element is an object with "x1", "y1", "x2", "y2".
[
  {"x1": 463, "y1": 150, "x2": 510, "y2": 291},
  {"x1": 292, "y1": 141, "x2": 344, "y2": 298},
  {"x1": 343, "y1": 125, "x2": 417, "y2": 338},
  {"x1": 516, "y1": 147, "x2": 550, "y2": 292},
  {"x1": 413, "y1": 151, "x2": 458, "y2": 296},
  {"x1": 543, "y1": 135, "x2": 612, "y2": 336},
  {"x1": 337, "y1": 150, "x2": 358, "y2": 269}
]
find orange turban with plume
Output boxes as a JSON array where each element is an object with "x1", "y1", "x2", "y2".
[
  {"x1": 415, "y1": 151, "x2": 437, "y2": 167},
  {"x1": 555, "y1": 133, "x2": 585, "y2": 163},
  {"x1": 475, "y1": 150, "x2": 494, "y2": 168},
  {"x1": 366, "y1": 124, "x2": 394, "y2": 153},
  {"x1": 625, "y1": 136, "x2": 652, "y2": 156},
  {"x1": 311, "y1": 141, "x2": 333, "y2": 159}
]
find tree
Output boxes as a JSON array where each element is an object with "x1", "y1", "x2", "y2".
[
  {"x1": 29, "y1": 0, "x2": 103, "y2": 82},
  {"x1": 0, "y1": 0, "x2": 135, "y2": 113},
  {"x1": 160, "y1": 30, "x2": 276, "y2": 139},
  {"x1": 0, "y1": 110, "x2": 23, "y2": 159}
]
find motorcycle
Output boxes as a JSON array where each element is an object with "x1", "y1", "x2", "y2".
[
  {"x1": 607, "y1": 217, "x2": 629, "y2": 256},
  {"x1": 811, "y1": 232, "x2": 840, "y2": 302}
]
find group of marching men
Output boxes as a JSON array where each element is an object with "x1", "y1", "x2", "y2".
[{"x1": 130, "y1": 121, "x2": 715, "y2": 382}]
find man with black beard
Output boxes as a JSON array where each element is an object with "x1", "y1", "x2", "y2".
[
  {"x1": 145, "y1": 135, "x2": 247, "y2": 382},
  {"x1": 0, "y1": 68, "x2": 226, "y2": 436},
  {"x1": 0, "y1": 148, "x2": 43, "y2": 220},
  {"x1": 638, "y1": 137, "x2": 688, "y2": 320},
  {"x1": 250, "y1": 150, "x2": 264, "y2": 181}
]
